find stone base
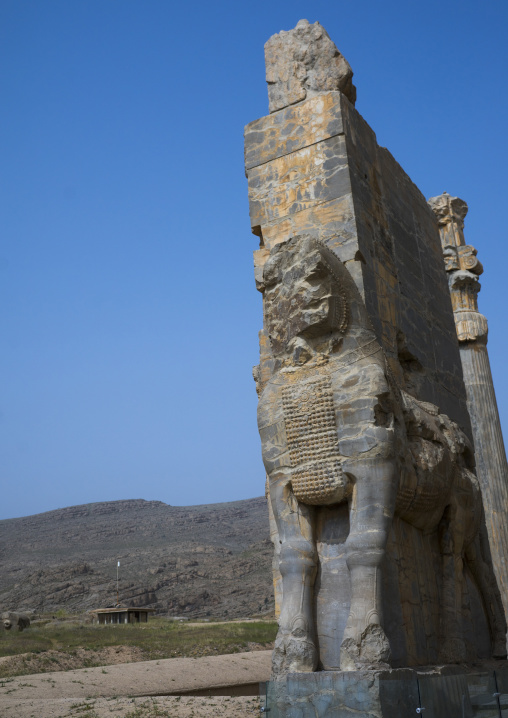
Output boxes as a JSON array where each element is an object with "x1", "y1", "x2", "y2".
[
  {"x1": 267, "y1": 669, "x2": 419, "y2": 718},
  {"x1": 266, "y1": 664, "x2": 508, "y2": 717}
]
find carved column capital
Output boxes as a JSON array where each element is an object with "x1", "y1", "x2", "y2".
[
  {"x1": 429, "y1": 192, "x2": 487, "y2": 344},
  {"x1": 428, "y1": 192, "x2": 468, "y2": 247}
]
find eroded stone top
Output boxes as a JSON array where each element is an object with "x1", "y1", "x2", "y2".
[
  {"x1": 428, "y1": 192, "x2": 468, "y2": 229},
  {"x1": 264, "y1": 19, "x2": 356, "y2": 114}
]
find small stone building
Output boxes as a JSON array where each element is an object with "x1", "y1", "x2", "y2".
[{"x1": 90, "y1": 607, "x2": 155, "y2": 625}]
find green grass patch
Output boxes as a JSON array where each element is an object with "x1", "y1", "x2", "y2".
[{"x1": 0, "y1": 617, "x2": 277, "y2": 677}]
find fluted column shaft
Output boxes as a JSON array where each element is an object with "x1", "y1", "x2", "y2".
[
  {"x1": 460, "y1": 341, "x2": 508, "y2": 604},
  {"x1": 429, "y1": 192, "x2": 508, "y2": 627}
]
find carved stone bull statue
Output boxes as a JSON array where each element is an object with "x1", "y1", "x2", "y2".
[
  {"x1": 256, "y1": 235, "x2": 505, "y2": 674},
  {"x1": 2, "y1": 612, "x2": 31, "y2": 632}
]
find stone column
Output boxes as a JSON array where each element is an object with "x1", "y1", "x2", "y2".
[{"x1": 429, "y1": 192, "x2": 508, "y2": 626}]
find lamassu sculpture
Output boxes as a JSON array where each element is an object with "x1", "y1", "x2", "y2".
[
  {"x1": 256, "y1": 235, "x2": 505, "y2": 674},
  {"x1": 245, "y1": 20, "x2": 508, "y2": 690}
]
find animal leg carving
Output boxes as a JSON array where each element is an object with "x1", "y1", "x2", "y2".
[
  {"x1": 438, "y1": 504, "x2": 467, "y2": 662},
  {"x1": 270, "y1": 477, "x2": 318, "y2": 674},
  {"x1": 465, "y1": 525, "x2": 507, "y2": 658},
  {"x1": 340, "y1": 458, "x2": 395, "y2": 671}
]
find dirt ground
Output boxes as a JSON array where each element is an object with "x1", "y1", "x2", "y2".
[
  {"x1": 0, "y1": 695, "x2": 262, "y2": 717},
  {"x1": 0, "y1": 650, "x2": 272, "y2": 718}
]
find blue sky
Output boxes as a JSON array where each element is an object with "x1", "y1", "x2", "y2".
[{"x1": 1, "y1": 0, "x2": 507, "y2": 520}]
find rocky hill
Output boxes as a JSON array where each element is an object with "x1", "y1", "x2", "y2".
[{"x1": 0, "y1": 497, "x2": 274, "y2": 619}]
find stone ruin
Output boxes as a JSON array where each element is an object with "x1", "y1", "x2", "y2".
[
  {"x1": 245, "y1": 18, "x2": 508, "y2": 717},
  {"x1": 2, "y1": 611, "x2": 30, "y2": 632}
]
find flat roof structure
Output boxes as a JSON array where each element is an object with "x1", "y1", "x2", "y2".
[{"x1": 90, "y1": 607, "x2": 155, "y2": 624}]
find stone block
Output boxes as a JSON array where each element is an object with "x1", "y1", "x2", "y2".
[
  {"x1": 259, "y1": 195, "x2": 358, "y2": 253},
  {"x1": 268, "y1": 669, "x2": 420, "y2": 717},
  {"x1": 244, "y1": 92, "x2": 345, "y2": 171},
  {"x1": 264, "y1": 20, "x2": 356, "y2": 114},
  {"x1": 247, "y1": 134, "x2": 350, "y2": 228},
  {"x1": 268, "y1": 667, "x2": 508, "y2": 717}
]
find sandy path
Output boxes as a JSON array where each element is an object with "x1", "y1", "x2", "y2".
[{"x1": 0, "y1": 650, "x2": 271, "y2": 718}]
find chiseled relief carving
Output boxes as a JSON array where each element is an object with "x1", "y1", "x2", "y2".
[
  {"x1": 283, "y1": 377, "x2": 347, "y2": 505},
  {"x1": 255, "y1": 234, "x2": 506, "y2": 675}
]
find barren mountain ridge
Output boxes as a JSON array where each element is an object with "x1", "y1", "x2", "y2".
[{"x1": 0, "y1": 497, "x2": 273, "y2": 619}]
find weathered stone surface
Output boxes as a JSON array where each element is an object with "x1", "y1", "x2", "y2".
[
  {"x1": 247, "y1": 134, "x2": 350, "y2": 228},
  {"x1": 245, "y1": 92, "x2": 344, "y2": 171},
  {"x1": 246, "y1": 83, "x2": 471, "y2": 437},
  {"x1": 265, "y1": 20, "x2": 356, "y2": 114},
  {"x1": 245, "y1": 20, "x2": 507, "y2": 687},
  {"x1": 268, "y1": 665, "x2": 508, "y2": 718},
  {"x1": 430, "y1": 192, "x2": 508, "y2": 649},
  {"x1": 255, "y1": 235, "x2": 505, "y2": 674},
  {"x1": 270, "y1": 669, "x2": 420, "y2": 717}
]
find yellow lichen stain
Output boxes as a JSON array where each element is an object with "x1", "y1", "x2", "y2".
[
  {"x1": 249, "y1": 92, "x2": 342, "y2": 166},
  {"x1": 248, "y1": 137, "x2": 345, "y2": 223},
  {"x1": 276, "y1": 195, "x2": 354, "y2": 244},
  {"x1": 262, "y1": 220, "x2": 292, "y2": 250},
  {"x1": 253, "y1": 247, "x2": 269, "y2": 270}
]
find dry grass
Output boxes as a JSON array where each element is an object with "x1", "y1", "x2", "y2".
[{"x1": 34, "y1": 696, "x2": 262, "y2": 718}]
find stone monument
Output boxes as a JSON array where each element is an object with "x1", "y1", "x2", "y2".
[
  {"x1": 429, "y1": 192, "x2": 508, "y2": 628},
  {"x1": 244, "y1": 18, "x2": 508, "y2": 717}
]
